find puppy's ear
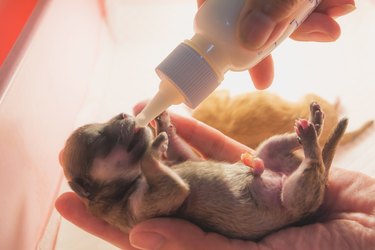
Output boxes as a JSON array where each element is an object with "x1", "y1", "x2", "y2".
[{"x1": 68, "y1": 177, "x2": 93, "y2": 199}]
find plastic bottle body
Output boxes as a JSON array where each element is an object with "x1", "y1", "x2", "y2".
[
  {"x1": 190, "y1": 0, "x2": 322, "y2": 73},
  {"x1": 190, "y1": 0, "x2": 260, "y2": 73}
]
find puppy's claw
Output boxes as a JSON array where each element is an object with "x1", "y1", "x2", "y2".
[{"x1": 297, "y1": 136, "x2": 302, "y2": 145}]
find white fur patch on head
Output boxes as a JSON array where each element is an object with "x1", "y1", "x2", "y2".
[{"x1": 91, "y1": 145, "x2": 140, "y2": 182}]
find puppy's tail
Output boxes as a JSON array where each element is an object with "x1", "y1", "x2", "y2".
[{"x1": 322, "y1": 118, "x2": 348, "y2": 170}]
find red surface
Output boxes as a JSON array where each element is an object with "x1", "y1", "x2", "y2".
[{"x1": 0, "y1": 0, "x2": 37, "y2": 67}]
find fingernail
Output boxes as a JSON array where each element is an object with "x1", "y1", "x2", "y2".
[
  {"x1": 130, "y1": 232, "x2": 165, "y2": 250},
  {"x1": 326, "y1": 4, "x2": 356, "y2": 17},
  {"x1": 241, "y1": 10, "x2": 275, "y2": 50}
]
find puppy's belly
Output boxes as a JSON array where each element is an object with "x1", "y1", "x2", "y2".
[{"x1": 172, "y1": 162, "x2": 288, "y2": 239}]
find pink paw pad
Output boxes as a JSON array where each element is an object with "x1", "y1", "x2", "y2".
[{"x1": 294, "y1": 119, "x2": 310, "y2": 136}]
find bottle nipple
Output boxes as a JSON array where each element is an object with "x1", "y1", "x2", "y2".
[{"x1": 135, "y1": 79, "x2": 184, "y2": 127}]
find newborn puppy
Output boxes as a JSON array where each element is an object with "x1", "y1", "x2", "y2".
[{"x1": 60, "y1": 103, "x2": 347, "y2": 240}]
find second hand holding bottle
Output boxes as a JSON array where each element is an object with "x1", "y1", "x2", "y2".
[{"x1": 135, "y1": 0, "x2": 321, "y2": 127}]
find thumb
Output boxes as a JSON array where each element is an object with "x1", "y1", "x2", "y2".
[
  {"x1": 129, "y1": 218, "x2": 257, "y2": 250},
  {"x1": 239, "y1": 0, "x2": 304, "y2": 50}
]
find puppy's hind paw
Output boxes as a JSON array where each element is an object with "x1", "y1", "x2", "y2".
[
  {"x1": 295, "y1": 119, "x2": 316, "y2": 144},
  {"x1": 309, "y1": 102, "x2": 324, "y2": 136}
]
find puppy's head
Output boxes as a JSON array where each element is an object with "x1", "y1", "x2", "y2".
[{"x1": 60, "y1": 113, "x2": 153, "y2": 201}]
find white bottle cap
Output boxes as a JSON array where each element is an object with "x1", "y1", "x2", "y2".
[
  {"x1": 135, "y1": 43, "x2": 220, "y2": 127},
  {"x1": 156, "y1": 43, "x2": 220, "y2": 108}
]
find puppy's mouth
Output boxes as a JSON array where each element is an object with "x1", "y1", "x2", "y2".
[
  {"x1": 108, "y1": 113, "x2": 152, "y2": 163},
  {"x1": 117, "y1": 113, "x2": 151, "y2": 152},
  {"x1": 127, "y1": 125, "x2": 151, "y2": 164},
  {"x1": 127, "y1": 126, "x2": 148, "y2": 152}
]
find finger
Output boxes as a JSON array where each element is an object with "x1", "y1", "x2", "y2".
[
  {"x1": 129, "y1": 218, "x2": 257, "y2": 250},
  {"x1": 239, "y1": 0, "x2": 304, "y2": 49},
  {"x1": 55, "y1": 192, "x2": 135, "y2": 250},
  {"x1": 133, "y1": 102, "x2": 253, "y2": 162},
  {"x1": 324, "y1": 4, "x2": 356, "y2": 17},
  {"x1": 291, "y1": 12, "x2": 341, "y2": 42},
  {"x1": 248, "y1": 54, "x2": 274, "y2": 90},
  {"x1": 316, "y1": 0, "x2": 355, "y2": 16},
  {"x1": 170, "y1": 113, "x2": 253, "y2": 162}
]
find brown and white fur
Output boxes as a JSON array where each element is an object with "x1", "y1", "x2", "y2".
[{"x1": 60, "y1": 102, "x2": 347, "y2": 240}]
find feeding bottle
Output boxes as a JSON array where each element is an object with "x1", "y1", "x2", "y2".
[{"x1": 135, "y1": 0, "x2": 320, "y2": 127}]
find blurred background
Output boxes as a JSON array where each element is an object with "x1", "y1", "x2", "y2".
[{"x1": 0, "y1": 0, "x2": 374, "y2": 249}]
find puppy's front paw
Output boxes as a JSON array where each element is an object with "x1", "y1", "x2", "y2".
[
  {"x1": 156, "y1": 111, "x2": 171, "y2": 127},
  {"x1": 151, "y1": 132, "x2": 169, "y2": 160}
]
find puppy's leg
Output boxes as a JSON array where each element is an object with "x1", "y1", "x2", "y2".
[
  {"x1": 155, "y1": 111, "x2": 202, "y2": 164},
  {"x1": 255, "y1": 102, "x2": 324, "y2": 173},
  {"x1": 322, "y1": 118, "x2": 348, "y2": 179},
  {"x1": 281, "y1": 119, "x2": 325, "y2": 217},
  {"x1": 136, "y1": 132, "x2": 189, "y2": 219},
  {"x1": 255, "y1": 133, "x2": 301, "y2": 174}
]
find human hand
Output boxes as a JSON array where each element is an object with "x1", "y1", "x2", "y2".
[
  {"x1": 197, "y1": 0, "x2": 356, "y2": 89},
  {"x1": 55, "y1": 111, "x2": 375, "y2": 249}
]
